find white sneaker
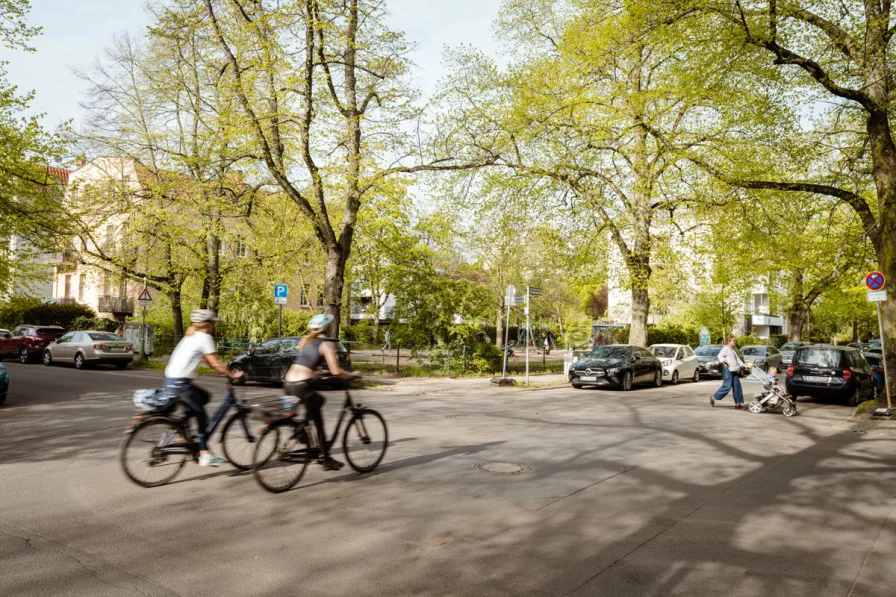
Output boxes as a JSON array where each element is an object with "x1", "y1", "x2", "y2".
[{"x1": 199, "y1": 454, "x2": 226, "y2": 467}]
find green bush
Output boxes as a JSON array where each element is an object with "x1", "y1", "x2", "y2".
[
  {"x1": 735, "y1": 334, "x2": 762, "y2": 347},
  {"x1": 646, "y1": 325, "x2": 699, "y2": 347},
  {"x1": 261, "y1": 309, "x2": 312, "y2": 338},
  {"x1": 769, "y1": 334, "x2": 788, "y2": 348},
  {"x1": 468, "y1": 341, "x2": 505, "y2": 373},
  {"x1": 3, "y1": 302, "x2": 98, "y2": 330},
  {"x1": 70, "y1": 316, "x2": 120, "y2": 333},
  {"x1": 343, "y1": 319, "x2": 375, "y2": 344}
]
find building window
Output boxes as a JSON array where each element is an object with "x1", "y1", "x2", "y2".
[
  {"x1": 102, "y1": 271, "x2": 111, "y2": 296},
  {"x1": 235, "y1": 240, "x2": 247, "y2": 258},
  {"x1": 753, "y1": 293, "x2": 769, "y2": 313},
  {"x1": 317, "y1": 292, "x2": 324, "y2": 308},
  {"x1": 300, "y1": 288, "x2": 310, "y2": 307},
  {"x1": 64, "y1": 274, "x2": 72, "y2": 298},
  {"x1": 78, "y1": 274, "x2": 86, "y2": 301}
]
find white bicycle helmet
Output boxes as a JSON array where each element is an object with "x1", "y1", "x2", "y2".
[
  {"x1": 191, "y1": 309, "x2": 219, "y2": 323},
  {"x1": 308, "y1": 313, "x2": 334, "y2": 331}
]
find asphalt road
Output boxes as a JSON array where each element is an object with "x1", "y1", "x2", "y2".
[{"x1": 2, "y1": 363, "x2": 896, "y2": 596}]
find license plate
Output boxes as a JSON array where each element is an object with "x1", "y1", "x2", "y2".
[
  {"x1": 108, "y1": 347, "x2": 125, "y2": 352},
  {"x1": 579, "y1": 376, "x2": 597, "y2": 382},
  {"x1": 803, "y1": 375, "x2": 832, "y2": 383}
]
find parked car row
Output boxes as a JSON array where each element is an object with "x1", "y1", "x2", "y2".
[
  {"x1": 227, "y1": 337, "x2": 351, "y2": 385},
  {"x1": 0, "y1": 325, "x2": 135, "y2": 369}
]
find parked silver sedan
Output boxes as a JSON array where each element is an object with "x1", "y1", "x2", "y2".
[{"x1": 43, "y1": 330, "x2": 134, "y2": 370}]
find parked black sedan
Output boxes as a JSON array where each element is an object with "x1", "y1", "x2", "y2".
[
  {"x1": 785, "y1": 345, "x2": 874, "y2": 406},
  {"x1": 569, "y1": 345, "x2": 663, "y2": 391},
  {"x1": 228, "y1": 337, "x2": 351, "y2": 385}
]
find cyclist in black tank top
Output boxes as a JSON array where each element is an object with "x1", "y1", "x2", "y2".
[{"x1": 283, "y1": 314, "x2": 360, "y2": 471}]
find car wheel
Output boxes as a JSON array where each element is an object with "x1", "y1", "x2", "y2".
[
  {"x1": 621, "y1": 371, "x2": 633, "y2": 391},
  {"x1": 229, "y1": 365, "x2": 246, "y2": 386},
  {"x1": 572, "y1": 383, "x2": 583, "y2": 389},
  {"x1": 74, "y1": 353, "x2": 87, "y2": 370},
  {"x1": 692, "y1": 368, "x2": 700, "y2": 382},
  {"x1": 19, "y1": 348, "x2": 30, "y2": 364},
  {"x1": 653, "y1": 369, "x2": 662, "y2": 387},
  {"x1": 847, "y1": 385, "x2": 866, "y2": 407},
  {"x1": 43, "y1": 350, "x2": 52, "y2": 366},
  {"x1": 671, "y1": 370, "x2": 679, "y2": 385},
  {"x1": 115, "y1": 362, "x2": 128, "y2": 370}
]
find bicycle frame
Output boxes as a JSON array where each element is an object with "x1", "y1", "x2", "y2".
[
  {"x1": 148, "y1": 388, "x2": 253, "y2": 457},
  {"x1": 299, "y1": 391, "x2": 361, "y2": 454}
]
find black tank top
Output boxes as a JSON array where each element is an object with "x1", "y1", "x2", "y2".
[{"x1": 293, "y1": 337, "x2": 333, "y2": 370}]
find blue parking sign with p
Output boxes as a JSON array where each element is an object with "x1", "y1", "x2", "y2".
[{"x1": 274, "y1": 284, "x2": 288, "y2": 304}]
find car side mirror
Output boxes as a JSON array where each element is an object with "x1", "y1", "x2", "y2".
[{"x1": 631, "y1": 355, "x2": 640, "y2": 361}]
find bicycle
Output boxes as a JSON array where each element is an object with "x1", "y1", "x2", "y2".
[
  {"x1": 120, "y1": 385, "x2": 260, "y2": 487},
  {"x1": 252, "y1": 385, "x2": 388, "y2": 493}
]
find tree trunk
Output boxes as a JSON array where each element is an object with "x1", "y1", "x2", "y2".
[
  {"x1": 629, "y1": 284, "x2": 650, "y2": 347},
  {"x1": 496, "y1": 302, "x2": 505, "y2": 349},
  {"x1": 788, "y1": 305, "x2": 807, "y2": 342},
  {"x1": 170, "y1": 288, "x2": 185, "y2": 343},
  {"x1": 206, "y1": 232, "x2": 220, "y2": 312},
  {"x1": 323, "y1": 247, "x2": 347, "y2": 338},
  {"x1": 852, "y1": 319, "x2": 858, "y2": 343}
]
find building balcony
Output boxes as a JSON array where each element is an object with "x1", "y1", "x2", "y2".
[
  {"x1": 99, "y1": 296, "x2": 134, "y2": 314},
  {"x1": 750, "y1": 314, "x2": 784, "y2": 327}
]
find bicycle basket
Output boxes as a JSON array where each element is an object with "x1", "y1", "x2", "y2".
[
  {"x1": 133, "y1": 388, "x2": 178, "y2": 412},
  {"x1": 250, "y1": 394, "x2": 299, "y2": 422}
]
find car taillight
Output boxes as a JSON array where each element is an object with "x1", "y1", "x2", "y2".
[
  {"x1": 843, "y1": 369, "x2": 852, "y2": 381},
  {"x1": 787, "y1": 365, "x2": 794, "y2": 377},
  {"x1": 346, "y1": 353, "x2": 352, "y2": 364},
  {"x1": 126, "y1": 344, "x2": 133, "y2": 350},
  {"x1": 93, "y1": 344, "x2": 108, "y2": 351},
  {"x1": 877, "y1": 365, "x2": 885, "y2": 373}
]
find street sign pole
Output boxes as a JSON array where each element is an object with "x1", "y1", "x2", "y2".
[
  {"x1": 525, "y1": 286, "x2": 530, "y2": 386},
  {"x1": 140, "y1": 277, "x2": 147, "y2": 361},
  {"x1": 876, "y1": 301, "x2": 892, "y2": 408},
  {"x1": 502, "y1": 284, "x2": 515, "y2": 378},
  {"x1": 278, "y1": 304, "x2": 283, "y2": 339}
]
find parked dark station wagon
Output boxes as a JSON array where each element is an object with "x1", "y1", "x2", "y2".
[
  {"x1": 786, "y1": 346, "x2": 874, "y2": 406},
  {"x1": 228, "y1": 337, "x2": 351, "y2": 385}
]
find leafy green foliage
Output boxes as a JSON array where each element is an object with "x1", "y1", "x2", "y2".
[{"x1": 70, "y1": 316, "x2": 119, "y2": 333}]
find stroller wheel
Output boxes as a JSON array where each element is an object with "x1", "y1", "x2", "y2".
[
  {"x1": 748, "y1": 401, "x2": 764, "y2": 414},
  {"x1": 783, "y1": 405, "x2": 798, "y2": 417}
]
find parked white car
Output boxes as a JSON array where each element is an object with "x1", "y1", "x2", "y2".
[{"x1": 648, "y1": 344, "x2": 700, "y2": 384}]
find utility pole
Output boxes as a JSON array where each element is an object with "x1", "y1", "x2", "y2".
[
  {"x1": 525, "y1": 286, "x2": 530, "y2": 386},
  {"x1": 139, "y1": 276, "x2": 147, "y2": 361},
  {"x1": 502, "y1": 285, "x2": 515, "y2": 378}
]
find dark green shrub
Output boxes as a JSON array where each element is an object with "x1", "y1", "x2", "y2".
[
  {"x1": 769, "y1": 334, "x2": 788, "y2": 348},
  {"x1": 17, "y1": 303, "x2": 97, "y2": 330},
  {"x1": 70, "y1": 316, "x2": 120, "y2": 332},
  {"x1": 468, "y1": 341, "x2": 505, "y2": 373}
]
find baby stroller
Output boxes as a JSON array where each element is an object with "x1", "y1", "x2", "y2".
[{"x1": 746, "y1": 365, "x2": 798, "y2": 417}]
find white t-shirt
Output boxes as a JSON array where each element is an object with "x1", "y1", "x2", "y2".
[
  {"x1": 717, "y1": 346, "x2": 743, "y2": 371},
  {"x1": 165, "y1": 332, "x2": 217, "y2": 379}
]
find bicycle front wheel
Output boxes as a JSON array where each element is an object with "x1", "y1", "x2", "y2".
[
  {"x1": 343, "y1": 409, "x2": 388, "y2": 473},
  {"x1": 120, "y1": 418, "x2": 189, "y2": 487},
  {"x1": 252, "y1": 420, "x2": 311, "y2": 493},
  {"x1": 220, "y1": 412, "x2": 257, "y2": 471}
]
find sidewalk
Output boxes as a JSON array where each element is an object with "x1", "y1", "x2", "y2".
[{"x1": 366, "y1": 373, "x2": 568, "y2": 397}]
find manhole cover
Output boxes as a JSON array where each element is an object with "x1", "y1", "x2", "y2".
[
  {"x1": 474, "y1": 461, "x2": 533, "y2": 476},
  {"x1": 448, "y1": 415, "x2": 481, "y2": 420}
]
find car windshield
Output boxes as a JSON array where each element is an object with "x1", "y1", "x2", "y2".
[
  {"x1": 780, "y1": 343, "x2": 801, "y2": 351},
  {"x1": 88, "y1": 333, "x2": 121, "y2": 341},
  {"x1": 741, "y1": 347, "x2": 766, "y2": 356},
  {"x1": 795, "y1": 348, "x2": 843, "y2": 368},
  {"x1": 587, "y1": 346, "x2": 631, "y2": 359},
  {"x1": 36, "y1": 328, "x2": 65, "y2": 337},
  {"x1": 650, "y1": 346, "x2": 678, "y2": 358},
  {"x1": 695, "y1": 345, "x2": 722, "y2": 356}
]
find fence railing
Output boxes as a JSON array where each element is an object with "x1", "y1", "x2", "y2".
[{"x1": 98, "y1": 296, "x2": 135, "y2": 314}]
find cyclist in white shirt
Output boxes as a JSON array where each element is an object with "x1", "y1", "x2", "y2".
[
  {"x1": 710, "y1": 336, "x2": 746, "y2": 409},
  {"x1": 164, "y1": 309, "x2": 244, "y2": 466}
]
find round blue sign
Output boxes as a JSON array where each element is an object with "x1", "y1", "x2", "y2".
[{"x1": 866, "y1": 272, "x2": 885, "y2": 291}]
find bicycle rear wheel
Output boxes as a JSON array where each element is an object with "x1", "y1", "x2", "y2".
[
  {"x1": 343, "y1": 408, "x2": 388, "y2": 473},
  {"x1": 252, "y1": 420, "x2": 311, "y2": 493},
  {"x1": 120, "y1": 418, "x2": 189, "y2": 487},
  {"x1": 220, "y1": 412, "x2": 257, "y2": 471}
]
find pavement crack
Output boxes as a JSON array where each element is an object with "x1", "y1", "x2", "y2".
[{"x1": 0, "y1": 518, "x2": 183, "y2": 597}]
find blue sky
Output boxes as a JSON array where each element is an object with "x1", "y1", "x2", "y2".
[{"x1": 3, "y1": 0, "x2": 502, "y2": 128}]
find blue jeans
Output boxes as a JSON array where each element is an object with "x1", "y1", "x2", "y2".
[
  {"x1": 713, "y1": 366, "x2": 744, "y2": 404},
  {"x1": 165, "y1": 378, "x2": 211, "y2": 451}
]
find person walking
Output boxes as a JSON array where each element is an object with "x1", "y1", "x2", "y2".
[
  {"x1": 382, "y1": 328, "x2": 392, "y2": 352},
  {"x1": 711, "y1": 336, "x2": 746, "y2": 409}
]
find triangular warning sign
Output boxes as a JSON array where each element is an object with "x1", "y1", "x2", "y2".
[{"x1": 137, "y1": 288, "x2": 153, "y2": 302}]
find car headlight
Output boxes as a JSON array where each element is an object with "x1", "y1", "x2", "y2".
[
  {"x1": 661, "y1": 359, "x2": 672, "y2": 366},
  {"x1": 606, "y1": 368, "x2": 620, "y2": 375}
]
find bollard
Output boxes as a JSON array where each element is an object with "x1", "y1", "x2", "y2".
[
  {"x1": 543, "y1": 347, "x2": 546, "y2": 372},
  {"x1": 396, "y1": 345, "x2": 400, "y2": 375},
  {"x1": 463, "y1": 345, "x2": 467, "y2": 375}
]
